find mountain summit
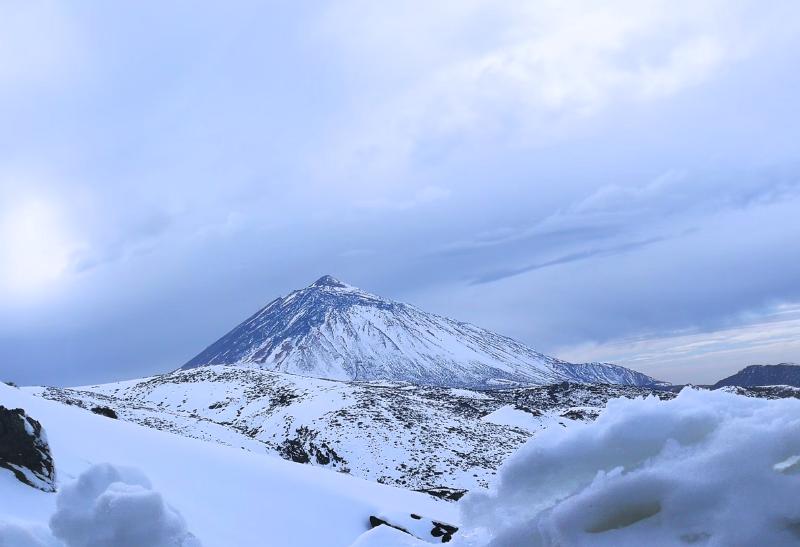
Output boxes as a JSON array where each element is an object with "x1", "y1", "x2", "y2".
[{"x1": 182, "y1": 276, "x2": 663, "y2": 388}]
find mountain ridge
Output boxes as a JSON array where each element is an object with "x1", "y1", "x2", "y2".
[
  {"x1": 182, "y1": 275, "x2": 664, "y2": 388},
  {"x1": 713, "y1": 363, "x2": 800, "y2": 388}
]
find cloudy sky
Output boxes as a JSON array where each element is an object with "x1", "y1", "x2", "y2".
[{"x1": 2, "y1": 1, "x2": 800, "y2": 386}]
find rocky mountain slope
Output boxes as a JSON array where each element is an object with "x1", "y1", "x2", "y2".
[
  {"x1": 713, "y1": 363, "x2": 800, "y2": 388},
  {"x1": 28, "y1": 366, "x2": 673, "y2": 498},
  {"x1": 182, "y1": 276, "x2": 663, "y2": 388}
]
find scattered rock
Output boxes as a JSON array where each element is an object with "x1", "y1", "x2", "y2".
[
  {"x1": 431, "y1": 521, "x2": 458, "y2": 542},
  {"x1": 416, "y1": 486, "x2": 468, "y2": 501},
  {"x1": 279, "y1": 426, "x2": 347, "y2": 469},
  {"x1": 91, "y1": 406, "x2": 118, "y2": 419},
  {"x1": 560, "y1": 409, "x2": 598, "y2": 421},
  {"x1": 369, "y1": 513, "x2": 459, "y2": 544},
  {"x1": 0, "y1": 406, "x2": 56, "y2": 492}
]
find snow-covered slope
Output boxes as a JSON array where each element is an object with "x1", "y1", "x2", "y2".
[
  {"x1": 29, "y1": 367, "x2": 674, "y2": 496},
  {"x1": 182, "y1": 276, "x2": 662, "y2": 388},
  {"x1": 0, "y1": 382, "x2": 455, "y2": 547},
  {"x1": 553, "y1": 361, "x2": 669, "y2": 387}
]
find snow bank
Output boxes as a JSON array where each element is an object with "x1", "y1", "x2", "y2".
[
  {"x1": 50, "y1": 464, "x2": 200, "y2": 547},
  {"x1": 460, "y1": 388, "x2": 800, "y2": 546},
  {"x1": 0, "y1": 520, "x2": 60, "y2": 547},
  {"x1": 1, "y1": 464, "x2": 199, "y2": 547},
  {"x1": 348, "y1": 525, "x2": 427, "y2": 546}
]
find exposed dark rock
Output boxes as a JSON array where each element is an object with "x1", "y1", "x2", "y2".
[
  {"x1": 713, "y1": 364, "x2": 800, "y2": 389},
  {"x1": 369, "y1": 514, "x2": 459, "y2": 543},
  {"x1": 560, "y1": 408, "x2": 599, "y2": 421},
  {"x1": 91, "y1": 406, "x2": 118, "y2": 419},
  {"x1": 279, "y1": 426, "x2": 348, "y2": 469},
  {"x1": 280, "y1": 438, "x2": 310, "y2": 464},
  {"x1": 0, "y1": 406, "x2": 56, "y2": 492},
  {"x1": 416, "y1": 486, "x2": 468, "y2": 501}
]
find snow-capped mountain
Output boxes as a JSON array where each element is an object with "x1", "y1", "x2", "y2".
[{"x1": 182, "y1": 275, "x2": 662, "y2": 388}]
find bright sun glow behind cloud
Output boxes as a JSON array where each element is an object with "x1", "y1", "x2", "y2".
[{"x1": 0, "y1": 197, "x2": 77, "y2": 297}]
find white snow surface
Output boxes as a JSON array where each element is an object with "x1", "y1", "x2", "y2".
[
  {"x1": 49, "y1": 463, "x2": 200, "y2": 547},
  {"x1": 459, "y1": 388, "x2": 800, "y2": 546},
  {"x1": 0, "y1": 382, "x2": 455, "y2": 547},
  {"x1": 2, "y1": 463, "x2": 200, "y2": 547},
  {"x1": 30, "y1": 367, "x2": 669, "y2": 494},
  {"x1": 349, "y1": 525, "x2": 428, "y2": 546},
  {"x1": 480, "y1": 406, "x2": 571, "y2": 433},
  {"x1": 181, "y1": 276, "x2": 662, "y2": 388}
]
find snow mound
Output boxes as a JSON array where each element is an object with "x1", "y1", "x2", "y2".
[
  {"x1": 50, "y1": 463, "x2": 200, "y2": 547},
  {"x1": 0, "y1": 520, "x2": 60, "y2": 547},
  {"x1": 461, "y1": 388, "x2": 800, "y2": 546},
  {"x1": 349, "y1": 525, "x2": 428, "y2": 546}
]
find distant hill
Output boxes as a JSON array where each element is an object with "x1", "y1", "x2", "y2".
[{"x1": 713, "y1": 363, "x2": 800, "y2": 388}]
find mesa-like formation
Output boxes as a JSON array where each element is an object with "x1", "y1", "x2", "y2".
[{"x1": 713, "y1": 363, "x2": 800, "y2": 388}]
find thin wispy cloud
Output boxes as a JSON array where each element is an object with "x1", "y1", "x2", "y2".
[{"x1": 471, "y1": 235, "x2": 669, "y2": 284}]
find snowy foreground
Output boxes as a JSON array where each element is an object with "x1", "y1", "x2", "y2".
[
  {"x1": 0, "y1": 382, "x2": 454, "y2": 547},
  {"x1": 3, "y1": 382, "x2": 800, "y2": 546},
  {"x1": 459, "y1": 388, "x2": 800, "y2": 546}
]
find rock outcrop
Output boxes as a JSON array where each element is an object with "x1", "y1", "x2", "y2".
[{"x1": 0, "y1": 406, "x2": 56, "y2": 492}]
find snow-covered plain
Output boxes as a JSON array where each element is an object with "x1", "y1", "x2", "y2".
[
  {"x1": 459, "y1": 388, "x2": 800, "y2": 546},
  {"x1": 0, "y1": 383, "x2": 455, "y2": 547}
]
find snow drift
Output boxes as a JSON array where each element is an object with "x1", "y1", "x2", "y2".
[
  {"x1": 50, "y1": 463, "x2": 201, "y2": 547},
  {"x1": 0, "y1": 520, "x2": 60, "y2": 547},
  {"x1": 1, "y1": 464, "x2": 199, "y2": 547},
  {"x1": 460, "y1": 388, "x2": 800, "y2": 546}
]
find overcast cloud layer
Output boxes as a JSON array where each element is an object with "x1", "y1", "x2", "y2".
[{"x1": 1, "y1": 1, "x2": 799, "y2": 386}]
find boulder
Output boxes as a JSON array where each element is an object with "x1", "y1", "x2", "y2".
[
  {"x1": 0, "y1": 406, "x2": 56, "y2": 492},
  {"x1": 91, "y1": 406, "x2": 118, "y2": 419},
  {"x1": 369, "y1": 512, "x2": 459, "y2": 543}
]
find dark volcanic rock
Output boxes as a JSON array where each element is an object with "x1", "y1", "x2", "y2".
[
  {"x1": 713, "y1": 364, "x2": 800, "y2": 389},
  {"x1": 416, "y1": 486, "x2": 468, "y2": 501},
  {"x1": 91, "y1": 406, "x2": 118, "y2": 419},
  {"x1": 0, "y1": 406, "x2": 56, "y2": 492},
  {"x1": 369, "y1": 514, "x2": 459, "y2": 543}
]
